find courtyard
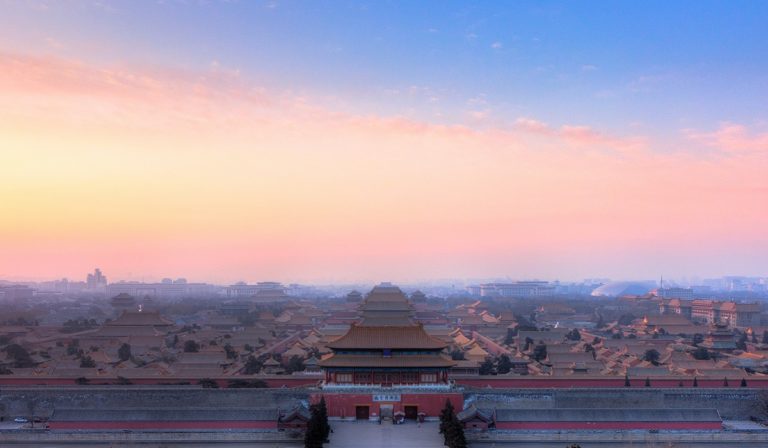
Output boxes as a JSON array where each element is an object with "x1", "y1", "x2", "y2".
[{"x1": 327, "y1": 421, "x2": 444, "y2": 448}]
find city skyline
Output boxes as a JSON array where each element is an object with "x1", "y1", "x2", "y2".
[{"x1": 1, "y1": 1, "x2": 767, "y2": 283}]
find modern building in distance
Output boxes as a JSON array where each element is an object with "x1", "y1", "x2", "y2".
[
  {"x1": 226, "y1": 282, "x2": 286, "y2": 299},
  {"x1": 86, "y1": 268, "x2": 108, "y2": 289},
  {"x1": 469, "y1": 281, "x2": 555, "y2": 297},
  {"x1": 655, "y1": 287, "x2": 695, "y2": 300},
  {"x1": 590, "y1": 281, "x2": 655, "y2": 297},
  {"x1": 106, "y1": 280, "x2": 217, "y2": 299},
  {"x1": 0, "y1": 284, "x2": 34, "y2": 301}
]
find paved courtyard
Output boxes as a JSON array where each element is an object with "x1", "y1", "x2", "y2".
[{"x1": 327, "y1": 421, "x2": 444, "y2": 448}]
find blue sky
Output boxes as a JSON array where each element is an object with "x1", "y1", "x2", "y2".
[{"x1": 3, "y1": 0, "x2": 767, "y2": 135}]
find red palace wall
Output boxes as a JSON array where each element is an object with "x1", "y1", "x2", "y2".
[
  {"x1": 48, "y1": 421, "x2": 277, "y2": 430},
  {"x1": 314, "y1": 392, "x2": 463, "y2": 420},
  {"x1": 496, "y1": 421, "x2": 722, "y2": 430}
]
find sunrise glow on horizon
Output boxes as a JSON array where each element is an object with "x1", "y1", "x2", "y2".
[{"x1": 0, "y1": 1, "x2": 766, "y2": 284}]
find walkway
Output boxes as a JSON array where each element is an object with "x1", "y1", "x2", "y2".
[{"x1": 328, "y1": 421, "x2": 443, "y2": 448}]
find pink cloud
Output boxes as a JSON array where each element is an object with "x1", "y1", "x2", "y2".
[
  {"x1": 684, "y1": 123, "x2": 768, "y2": 155},
  {"x1": 514, "y1": 116, "x2": 646, "y2": 152},
  {"x1": 0, "y1": 51, "x2": 766, "y2": 282}
]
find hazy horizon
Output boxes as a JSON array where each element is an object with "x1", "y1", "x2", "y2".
[{"x1": 1, "y1": 1, "x2": 766, "y2": 283}]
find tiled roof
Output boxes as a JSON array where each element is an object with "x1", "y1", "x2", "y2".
[
  {"x1": 318, "y1": 354, "x2": 455, "y2": 368},
  {"x1": 327, "y1": 324, "x2": 447, "y2": 350},
  {"x1": 495, "y1": 408, "x2": 721, "y2": 422},
  {"x1": 107, "y1": 311, "x2": 174, "y2": 327},
  {"x1": 456, "y1": 405, "x2": 493, "y2": 423},
  {"x1": 52, "y1": 408, "x2": 277, "y2": 422}
]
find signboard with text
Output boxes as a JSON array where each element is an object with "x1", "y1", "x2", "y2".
[{"x1": 372, "y1": 394, "x2": 401, "y2": 402}]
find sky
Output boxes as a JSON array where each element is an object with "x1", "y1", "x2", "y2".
[{"x1": 0, "y1": 0, "x2": 766, "y2": 284}]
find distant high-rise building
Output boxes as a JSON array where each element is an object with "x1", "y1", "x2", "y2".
[
  {"x1": 226, "y1": 281, "x2": 287, "y2": 299},
  {"x1": 86, "y1": 268, "x2": 107, "y2": 289},
  {"x1": 0, "y1": 285, "x2": 34, "y2": 301},
  {"x1": 477, "y1": 281, "x2": 555, "y2": 297},
  {"x1": 106, "y1": 281, "x2": 218, "y2": 298}
]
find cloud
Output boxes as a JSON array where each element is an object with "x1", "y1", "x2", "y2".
[
  {"x1": 683, "y1": 123, "x2": 768, "y2": 155},
  {"x1": 514, "y1": 117, "x2": 645, "y2": 152},
  {"x1": 491, "y1": 41, "x2": 503, "y2": 49},
  {"x1": 0, "y1": 51, "x2": 766, "y2": 282}
]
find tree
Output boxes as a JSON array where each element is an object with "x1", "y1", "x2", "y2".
[
  {"x1": 504, "y1": 328, "x2": 516, "y2": 345},
  {"x1": 79, "y1": 355, "x2": 96, "y2": 368},
  {"x1": 445, "y1": 413, "x2": 467, "y2": 448},
  {"x1": 618, "y1": 314, "x2": 636, "y2": 326},
  {"x1": 595, "y1": 314, "x2": 605, "y2": 329},
  {"x1": 497, "y1": 354, "x2": 513, "y2": 374},
  {"x1": 302, "y1": 397, "x2": 330, "y2": 447},
  {"x1": 624, "y1": 374, "x2": 631, "y2": 387},
  {"x1": 224, "y1": 343, "x2": 237, "y2": 360},
  {"x1": 692, "y1": 347, "x2": 710, "y2": 360},
  {"x1": 584, "y1": 344, "x2": 595, "y2": 359},
  {"x1": 183, "y1": 340, "x2": 200, "y2": 353},
  {"x1": 642, "y1": 349, "x2": 661, "y2": 366},
  {"x1": 4, "y1": 344, "x2": 34, "y2": 368},
  {"x1": 736, "y1": 334, "x2": 748, "y2": 351},
  {"x1": 762, "y1": 330, "x2": 768, "y2": 345},
  {"x1": 440, "y1": 399, "x2": 455, "y2": 435},
  {"x1": 479, "y1": 359, "x2": 495, "y2": 375},
  {"x1": 523, "y1": 337, "x2": 534, "y2": 351},
  {"x1": 286, "y1": 355, "x2": 306, "y2": 373},
  {"x1": 440, "y1": 399, "x2": 467, "y2": 447},
  {"x1": 644, "y1": 377, "x2": 651, "y2": 387},
  {"x1": 243, "y1": 355, "x2": 263, "y2": 374},
  {"x1": 317, "y1": 397, "x2": 330, "y2": 443},
  {"x1": 693, "y1": 376, "x2": 698, "y2": 387},
  {"x1": 515, "y1": 314, "x2": 537, "y2": 332},
  {"x1": 198, "y1": 378, "x2": 219, "y2": 388},
  {"x1": 565, "y1": 329, "x2": 581, "y2": 341},
  {"x1": 532, "y1": 344, "x2": 547, "y2": 362},
  {"x1": 741, "y1": 378, "x2": 748, "y2": 387},
  {"x1": 118, "y1": 343, "x2": 131, "y2": 362},
  {"x1": 723, "y1": 377, "x2": 729, "y2": 387},
  {"x1": 304, "y1": 402, "x2": 324, "y2": 448}
]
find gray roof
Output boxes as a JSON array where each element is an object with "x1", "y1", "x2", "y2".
[
  {"x1": 494, "y1": 408, "x2": 721, "y2": 422},
  {"x1": 279, "y1": 405, "x2": 310, "y2": 422},
  {"x1": 457, "y1": 405, "x2": 493, "y2": 423},
  {"x1": 52, "y1": 408, "x2": 278, "y2": 422}
]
